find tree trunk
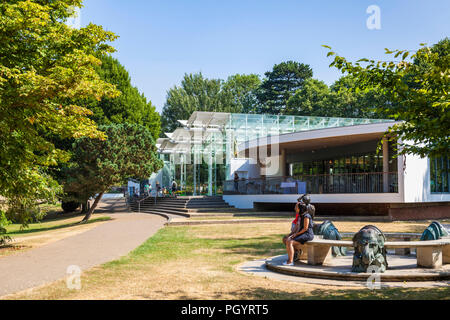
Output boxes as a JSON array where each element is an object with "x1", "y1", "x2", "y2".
[
  {"x1": 81, "y1": 200, "x2": 90, "y2": 214},
  {"x1": 81, "y1": 192, "x2": 104, "y2": 223}
]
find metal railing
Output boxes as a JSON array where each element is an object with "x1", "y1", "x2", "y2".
[
  {"x1": 126, "y1": 191, "x2": 179, "y2": 212},
  {"x1": 224, "y1": 172, "x2": 398, "y2": 195}
]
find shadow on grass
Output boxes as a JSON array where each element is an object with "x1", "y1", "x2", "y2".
[
  {"x1": 96, "y1": 225, "x2": 450, "y2": 300},
  {"x1": 209, "y1": 235, "x2": 286, "y2": 257},
  {"x1": 6, "y1": 216, "x2": 111, "y2": 236},
  {"x1": 224, "y1": 285, "x2": 450, "y2": 300}
]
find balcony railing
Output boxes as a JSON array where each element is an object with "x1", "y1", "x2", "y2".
[{"x1": 224, "y1": 172, "x2": 398, "y2": 195}]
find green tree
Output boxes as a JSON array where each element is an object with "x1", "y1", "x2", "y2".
[
  {"x1": 286, "y1": 78, "x2": 331, "y2": 116},
  {"x1": 257, "y1": 61, "x2": 313, "y2": 114},
  {"x1": 161, "y1": 73, "x2": 234, "y2": 134},
  {"x1": 85, "y1": 55, "x2": 161, "y2": 139},
  {"x1": 286, "y1": 77, "x2": 385, "y2": 118},
  {"x1": 222, "y1": 74, "x2": 261, "y2": 113},
  {"x1": 324, "y1": 39, "x2": 449, "y2": 157},
  {"x1": 62, "y1": 123, "x2": 163, "y2": 222},
  {"x1": 328, "y1": 76, "x2": 387, "y2": 119},
  {"x1": 0, "y1": 0, "x2": 119, "y2": 228}
]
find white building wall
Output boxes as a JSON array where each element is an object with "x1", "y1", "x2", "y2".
[
  {"x1": 223, "y1": 193, "x2": 403, "y2": 209},
  {"x1": 403, "y1": 153, "x2": 450, "y2": 203},
  {"x1": 403, "y1": 153, "x2": 429, "y2": 202},
  {"x1": 260, "y1": 154, "x2": 284, "y2": 176},
  {"x1": 127, "y1": 180, "x2": 140, "y2": 195},
  {"x1": 229, "y1": 158, "x2": 261, "y2": 180}
]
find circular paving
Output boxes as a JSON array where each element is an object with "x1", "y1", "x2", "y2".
[
  {"x1": 238, "y1": 253, "x2": 450, "y2": 288},
  {"x1": 265, "y1": 254, "x2": 450, "y2": 282}
]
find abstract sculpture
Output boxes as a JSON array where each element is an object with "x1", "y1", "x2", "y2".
[
  {"x1": 420, "y1": 221, "x2": 449, "y2": 241},
  {"x1": 352, "y1": 225, "x2": 388, "y2": 273},
  {"x1": 314, "y1": 220, "x2": 347, "y2": 257}
]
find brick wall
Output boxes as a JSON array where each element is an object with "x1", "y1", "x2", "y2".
[{"x1": 389, "y1": 203, "x2": 450, "y2": 221}]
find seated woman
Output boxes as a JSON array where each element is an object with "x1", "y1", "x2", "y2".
[
  {"x1": 282, "y1": 202, "x2": 301, "y2": 246},
  {"x1": 283, "y1": 203, "x2": 314, "y2": 266}
]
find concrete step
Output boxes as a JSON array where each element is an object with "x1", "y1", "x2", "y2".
[
  {"x1": 176, "y1": 196, "x2": 223, "y2": 200},
  {"x1": 142, "y1": 208, "x2": 191, "y2": 217},
  {"x1": 159, "y1": 206, "x2": 235, "y2": 213},
  {"x1": 141, "y1": 209, "x2": 190, "y2": 218},
  {"x1": 147, "y1": 201, "x2": 232, "y2": 208},
  {"x1": 131, "y1": 204, "x2": 234, "y2": 214}
]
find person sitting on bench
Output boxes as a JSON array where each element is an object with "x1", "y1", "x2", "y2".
[{"x1": 283, "y1": 203, "x2": 314, "y2": 266}]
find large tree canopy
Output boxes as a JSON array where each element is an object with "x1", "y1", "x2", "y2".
[
  {"x1": 286, "y1": 78, "x2": 331, "y2": 116},
  {"x1": 324, "y1": 38, "x2": 449, "y2": 157},
  {"x1": 328, "y1": 75, "x2": 386, "y2": 119},
  {"x1": 161, "y1": 73, "x2": 258, "y2": 134},
  {"x1": 85, "y1": 55, "x2": 161, "y2": 140},
  {"x1": 222, "y1": 74, "x2": 261, "y2": 114},
  {"x1": 0, "y1": 0, "x2": 118, "y2": 225},
  {"x1": 256, "y1": 61, "x2": 313, "y2": 114},
  {"x1": 285, "y1": 76, "x2": 386, "y2": 118},
  {"x1": 62, "y1": 123, "x2": 163, "y2": 222}
]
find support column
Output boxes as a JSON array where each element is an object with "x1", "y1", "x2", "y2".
[
  {"x1": 180, "y1": 155, "x2": 184, "y2": 191},
  {"x1": 184, "y1": 156, "x2": 186, "y2": 192},
  {"x1": 193, "y1": 161, "x2": 197, "y2": 196},
  {"x1": 208, "y1": 152, "x2": 213, "y2": 196},
  {"x1": 417, "y1": 247, "x2": 443, "y2": 268},
  {"x1": 214, "y1": 152, "x2": 217, "y2": 196},
  {"x1": 383, "y1": 138, "x2": 389, "y2": 193},
  {"x1": 280, "y1": 148, "x2": 286, "y2": 177}
]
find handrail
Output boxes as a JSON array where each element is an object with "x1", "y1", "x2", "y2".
[
  {"x1": 224, "y1": 172, "x2": 399, "y2": 195},
  {"x1": 225, "y1": 172, "x2": 399, "y2": 182},
  {"x1": 137, "y1": 195, "x2": 154, "y2": 213}
]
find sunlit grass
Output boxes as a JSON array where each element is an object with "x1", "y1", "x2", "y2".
[
  {"x1": 6, "y1": 216, "x2": 111, "y2": 236},
  {"x1": 5, "y1": 220, "x2": 449, "y2": 300}
]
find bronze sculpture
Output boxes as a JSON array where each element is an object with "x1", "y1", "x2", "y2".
[
  {"x1": 352, "y1": 225, "x2": 388, "y2": 273},
  {"x1": 298, "y1": 194, "x2": 315, "y2": 218},
  {"x1": 314, "y1": 220, "x2": 347, "y2": 257},
  {"x1": 420, "y1": 221, "x2": 449, "y2": 241}
]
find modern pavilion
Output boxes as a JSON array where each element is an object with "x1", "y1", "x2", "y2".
[{"x1": 154, "y1": 111, "x2": 450, "y2": 220}]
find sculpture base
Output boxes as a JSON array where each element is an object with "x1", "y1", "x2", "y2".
[{"x1": 263, "y1": 253, "x2": 450, "y2": 282}]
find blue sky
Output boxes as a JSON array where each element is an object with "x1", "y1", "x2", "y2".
[{"x1": 79, "y1": 0, "x2": 450, "y2": 113}]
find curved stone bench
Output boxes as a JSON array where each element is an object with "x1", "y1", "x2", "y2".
[
  {"x1": 340, "y1": 232, "x2": 422, "y2": 255},
  {"x1": 297, "y1": 238, "x2": 450, "y2": 269}
]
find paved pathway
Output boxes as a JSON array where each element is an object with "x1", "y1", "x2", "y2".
[{"x1": 0, "y1": 198, "x2": 168, "y2": 297}]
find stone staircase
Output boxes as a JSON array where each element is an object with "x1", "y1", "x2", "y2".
[{"x1": 128, "y1": 196, "x2": 235, "y2": 218}]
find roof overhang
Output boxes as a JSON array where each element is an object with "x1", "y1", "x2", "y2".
[
  {"x1": 187, "y1": 111, "x2": 230, "y2": 128},
  {"x1": 240, "y1": 122, "x2": 400, "y2": 154}
]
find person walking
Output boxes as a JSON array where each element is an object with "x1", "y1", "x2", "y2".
[
  {"x1": 171, "y1": 180, "x2": 178, "y2": 196},
  {"x1": 156, "y1": 181, "x2": 161, "y2": 196}
]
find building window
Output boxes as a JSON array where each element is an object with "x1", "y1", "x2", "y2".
[{"x1": 430, "y1": 156, "x2": 450, "y2": 193}]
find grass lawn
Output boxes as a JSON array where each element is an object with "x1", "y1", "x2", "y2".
[
  {"x1": 5, "y1": 215, "x2": 111, "y2": 236},
  {"x1": 5, "y1": 220, "x2": 449, "y2": 300},
  {"x1": 187, "y1": 216, "x2": 290, "y2": 221}
]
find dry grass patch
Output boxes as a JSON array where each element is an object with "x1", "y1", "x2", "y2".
[
  {"x1": 4, "y1": 220, "x2": 450, "y2": 300},
  {"x1": 0, "y1": 215, "x2": 111, "y2": 257}
]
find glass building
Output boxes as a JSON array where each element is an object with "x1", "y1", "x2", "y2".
[{"x1": 156, "y1": 112, "x2": 393, "y2": 195}]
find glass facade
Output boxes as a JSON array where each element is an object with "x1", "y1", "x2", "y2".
[
  {"x1": 288, "y1": 147, "x2": 398, "y2": 194},
  {"x1": 157, "y1": 112, "x2": 393, "y2": 195},
  {"x1": 430, "y1": 156, "x2": 450, "y2": 193},
  {"x1": 292, "y1": 152, "x2": 385, "y2": 176}
]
